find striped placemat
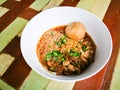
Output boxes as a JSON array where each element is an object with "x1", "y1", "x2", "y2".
[
  {"x1": 110, "y1": 49, "x2": 120, "y2": 90},
  {"x1": 1, "y1": 0, "x2": 119, "y2": 90}
]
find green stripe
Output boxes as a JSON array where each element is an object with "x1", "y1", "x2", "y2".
[
  {"x1": 0, "y1": 0, "x2": 7, "y2": 5},
  {"x1": 20, "y1": 70, "x2": 50, "y2": 90},
  {"x1": 0, "y1": 53, "x2": 15, "y2": 77},
  {"x1": 76, "y1": 0, "x2": 96, "y2": 11},
  {"x1": 42, "y1": 0, "x2": 64, "y2": 11},
  {"x1": 0, "y1": 7, "x2": 9, "y2": 17},
  {"x1": 0, "y1": 17, "x2": 28, "y2": 52},
  {"x1": 76, "y1": 0, "x2": 111, "y2": 20},
  {"x1": 0, "y1": 79, "x2": 15, "y2": 90},
  {"x1": 46, "y1": 81, "x2": 75, "y2": 90},
  {"x1": 29, "y1": 0, "x2": 50, "y2": 11},
  {"x1": 110, "y1": 49, "x2": 120, "y2": 90}
]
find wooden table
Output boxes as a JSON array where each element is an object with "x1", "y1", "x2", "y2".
[{"x1": 0, "y1": 0, "x2": 120, "y2": 90}]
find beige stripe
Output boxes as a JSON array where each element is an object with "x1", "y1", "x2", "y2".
[
  {"x1": 0, "y1": 6, "x2": 9, "y2": 17},
  {"x1": 91, "y1": 0, "x2": 111, "y2": 19},
  {"x1": 76, "y1": 0, "x2": 96, "y2": 11},
  {"x1": 46, "y1": 81, "x2": 75, "y2": 90},
  {"x1": 17, "y1": 30, "x2": 23, "y2": 37},
  {"x1": 0, "y1": 53, "x2": 15, "y2": 77},
  {"x1": 42, "y1": 0, "x2": 64, "y2": 11},
  {"x1": 77, "y1": 0, "x2": 111, "y2": 20},
  {"x1": 110, "y1": 49, "x2": 120, "y2": 90}
]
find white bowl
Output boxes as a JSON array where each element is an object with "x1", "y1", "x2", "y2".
[{"x1": 20, "y1": 6, "x2": 112, "y2": 82}]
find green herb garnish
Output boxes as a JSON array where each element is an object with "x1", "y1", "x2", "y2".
[
  {"x1": 61, "y1": 36, "x2": 67, "y2": 43},
  {"x1": 78, "y1": 41, "x2": 82, "y2": 44},
  {"x1": 52, "y1": 50, "x2": 62, "y2": 57},
  {"x1": 48, "y1": 44, "x2": 51, "y2": 48},
  {"x1": 69, "y1": 49, "x2": 81, "y2": 57},
  {"x1": 55, "y1": 35, "x2": 67, "y2": 46},
  {"x1": 82, "y1": 45, "x2": 87, "y2": 52},
  {"x1": 44, "y1": 50, "x2": 65, "y2": 62},
  {"x1": 56, "y1": 41, "x2": 62, "y2": 46},
  {"x1": 61, "y1": 57, "x2": 66, "y2": 62},
  {"x1": 70, "y1": 51, "x2": 80, "y2": 57},
  {"x1": 44, "y1": 52, "x2": 52, "y2": 61},
  {"x1": 50, "y1": 32, "x2": 54, "y2": 36},
  {"x1": 73, "y1": 62, "x2": 78, "y2": 67},
  {"x1": 49, "y1": 67, "x2": 54, "y2": 71}
]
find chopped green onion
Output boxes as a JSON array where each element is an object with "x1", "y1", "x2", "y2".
[
  {"x1": 75, "y1": 45, "x2": 79, "y2": 48},
  {"x1": 73, "y1": 52, "x2": 80, "y2": 57},
  {"x1": 49, "y1": 67, "x2": 54, "y2": 71},
  {"x1": 69, "y1": 49, "x2": 81, "y2": 57},
  {"x1": 78, "y1": 41, "x2": 82, "y2": 44},
  {"x1": 55, "y1": 35, "x2": 67, "y2": 46},
  {"x1": 53, "y1": 57, "x2": 58, "y2": 61},
  {"x1": 70, "y1": 52, "x2": 80, "y2": 57},
  {"x1": 48, "y1": 44, "x2": 51, "y2": 48},
  {"x1": 53, "y1": 51, "x2": 58, "y2": 56},
  {"x1": 61, "y1": 36, "x2": 66, "y2": 43},
  {"x1": 44, "y1": 52, "x2": 52, "y2": 61},
  {"x1": 44, "y1": 50, "x2": 63, "y2": 61},
  {"x1": 50, "y1": 32, "x2": 54, "y2": 36},
  {"x1": 61, "y1": 57, "x2": 66, "y2": 62},
  {"x1": 56, "y1": 41, "x2": 62, "y2": 46},
  {"x1": 52, "y1": 50, "x2": 62, "y2": 57},
  {"x1": 82, "y1": 45, "x2": 87, "y2": 52},
  {"x1": 73, "y1": 62, "x2": 78, "y2": 67}
]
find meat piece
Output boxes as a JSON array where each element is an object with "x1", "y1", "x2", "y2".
[
  {"x1": 83, "y1": 50, "x2": 90, "y2": 59},
  {"x1": 65, "y1": 22, "x2": 86, "y2": 40},
  {"x1": 56, "y1": 65, "x2": 64, "y2": 75},
  {"x1": 81, "y1": 56, "x2": 88, "y2": 65},
  {"x1": 68, "y1": 64, "x2": 75, "y2": 71},
  {"x1": 47, "y1": 60, "x2": 58, "y2": 67},
  {"x1": 47, "y1": 60, "x2": 54, "y2": 67},
  {"x1": 63, "y1": 60, "x2": 70, "y2": 66}
]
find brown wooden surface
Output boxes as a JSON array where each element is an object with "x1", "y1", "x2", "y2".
[{"x1": 0, "y1": 0, "x2": 120, "y2": 90}]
